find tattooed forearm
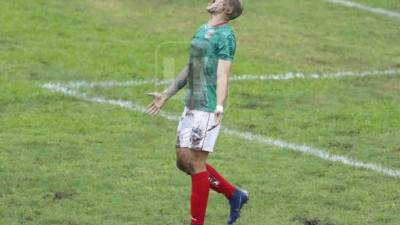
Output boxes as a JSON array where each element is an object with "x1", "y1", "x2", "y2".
[{"x1": 162, "y1": 66, "x2": 188, "y2": 99}]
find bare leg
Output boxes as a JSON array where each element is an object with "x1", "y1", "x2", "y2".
[{"x1": 176, "y1": 147, "x2": 208, "y2": 175}]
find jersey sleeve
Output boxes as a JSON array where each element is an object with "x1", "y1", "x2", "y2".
[{"x1": 217, "y1": 34, "x2": 236, "y2": 61}]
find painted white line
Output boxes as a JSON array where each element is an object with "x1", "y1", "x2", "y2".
[
  {"x1": 62, "y1": 69, "x2": 400, "y2": 89},
  {"x1": 42, "y1": 82, "x2": 400, "y2": 178},
  {"x1": 41, "y1": 82, "x2": 179, "y2": 121},
  {"x1": 62, "y1": 79, "x2": 172, "y2": 89},
  {"x1": 223, "y1": 128, "x2": 400, "y2": 178},
  {"x1": 230, "y1": 69, "x2": 400, "y2": 81},
  {"x1": 325, "y1": 0, "x2": 400, "y2": 19}
]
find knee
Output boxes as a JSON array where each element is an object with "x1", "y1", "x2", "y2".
[
  {"x1": 176, "y1": 157, "x2": 193, "y2": 175},
  {"x1": 176, "y1": 158, "x2": 187, "y2": 172}
]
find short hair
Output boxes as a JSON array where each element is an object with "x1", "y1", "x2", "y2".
[{"x1": 225, "y1": 0, "x2": 243, "y2": 20}]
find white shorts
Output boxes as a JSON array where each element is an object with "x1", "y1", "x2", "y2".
[{"x1": 176, "y1": 107, "x2": 221, "y2": 152}]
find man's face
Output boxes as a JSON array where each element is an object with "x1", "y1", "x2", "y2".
[{"x1": 207, "y1": 0, "x2": 226, "y2": 15}]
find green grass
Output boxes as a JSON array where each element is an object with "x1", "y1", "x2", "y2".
[
  {"x1": 355, "y1": 0, "x2": 400, "y2": 11},
  {"x1": 1, "y1": 0, "x2": 400, "y2": 225}
]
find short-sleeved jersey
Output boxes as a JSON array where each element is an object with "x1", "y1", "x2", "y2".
[{"x1": 184, "y1": 23, "x2": 236, "y2": 112}]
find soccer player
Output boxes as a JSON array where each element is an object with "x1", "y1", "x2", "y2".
[{"x1": 145, "y1": 0, "x2": 248, "y2": 224}]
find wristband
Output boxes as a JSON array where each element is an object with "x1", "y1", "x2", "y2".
[{"x1": 216, "y1": 105, "x2": 224, "y2": 113}]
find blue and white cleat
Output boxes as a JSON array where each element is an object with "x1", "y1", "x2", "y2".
[{"x1": 227, "y1": 188, "x2": 249, "y2": 224}]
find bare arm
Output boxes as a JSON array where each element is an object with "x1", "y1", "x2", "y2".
[
  {"x1": 162, "y1": 65, "x2": 189, "y2": 100},
  {"x1": 216, "y1": 59, "x2": 231, "y2": 106},
  {"x1": 145, "y1": 65, "x2": 188, "y2": 116},
  {"x1": 215, "y1": 59, "x2": 232, "y2": 123}
]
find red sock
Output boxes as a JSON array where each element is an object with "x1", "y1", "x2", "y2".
[
  {"x1": 191, "y1": 171, "x2": 210, "y2": 225},
  {"x1": 206, "y1": 164, "x2": 236, "y2": 199}
]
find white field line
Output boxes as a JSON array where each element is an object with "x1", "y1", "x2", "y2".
[
  {"x1": 42, "y1": 82, "x2": 400, "y2": 178},
  {"x1": 62, "y1": 79, "x2": 172, "y2": 89},
  {"x1": 61, "y1": 69, "x2": 400, "y2": 89},
  {"x1": 223, "y1": 128, "x2": 400, "y2": 178},
  {"x1": 325, "y1": 0, "x2": 400, "y2": 19},
  {"x1": 41, "y1": 82, "x2": 178, "y2": 121}
]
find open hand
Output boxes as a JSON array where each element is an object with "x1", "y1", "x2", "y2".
[{"x1": 145, "y1": 92, "x2": 167, "y2": 116}]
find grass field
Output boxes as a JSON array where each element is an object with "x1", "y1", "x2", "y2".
[{"x1": 1, "y1": 0, "x2": 400, "y2": 225}]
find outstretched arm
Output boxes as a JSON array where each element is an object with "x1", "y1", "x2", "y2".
[{"x1": 145, "y1": 65, "x2": 188, "y2": 116}]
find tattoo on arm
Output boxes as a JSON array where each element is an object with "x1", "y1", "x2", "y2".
[{"x1": 162, "y1": 66, "x2": 188, "y2": 99}]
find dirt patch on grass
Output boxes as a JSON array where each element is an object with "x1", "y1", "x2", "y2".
[
  {"x1": 326, "y1": 141, "x2": 354, "y2": 151},
  {"x1": 43, "y1": 191, "x2": 74, "y2": 200},
  {"x1": 291, "y1": 216, "x2": 338, "y2": 225}
]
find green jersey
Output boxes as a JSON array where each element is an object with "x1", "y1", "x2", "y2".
[{"x1": 184, "y1": 23, "x2": 236, "y2": 112}]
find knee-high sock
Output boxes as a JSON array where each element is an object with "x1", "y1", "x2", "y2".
[
  {"x1": 191, "y1": 171, "x2": 210, "y2": 225},
  {"x1": 206, "y1": 164, "x2": 236, "y2": 199}
]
